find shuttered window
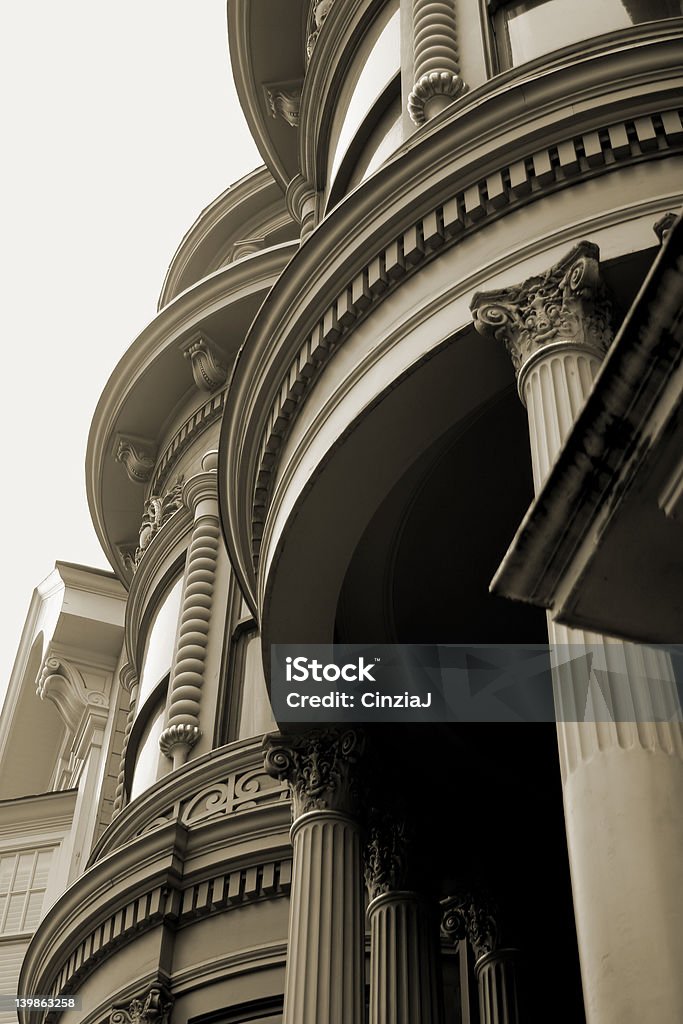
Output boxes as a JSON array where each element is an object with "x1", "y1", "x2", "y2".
[{"x1": 0, "y1": 848, "x2": 53, "y2": 935}]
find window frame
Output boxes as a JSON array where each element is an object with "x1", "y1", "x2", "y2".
[{"x1": 0, "y1": 846, "x2": 54, "y2": 936}]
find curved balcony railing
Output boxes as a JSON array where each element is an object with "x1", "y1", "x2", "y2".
[
  {"x1": 92, "y1": 736, "x2": 290, "y2": 861},
  {"x1": 20, "y1": 738, "x2": 292, "y2": 1023}
]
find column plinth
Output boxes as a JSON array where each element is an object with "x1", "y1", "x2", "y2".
[{"x1": 471, "y1": 242, "x2": 683, "y2": 1024}]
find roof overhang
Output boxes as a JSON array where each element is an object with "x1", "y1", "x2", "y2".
[{"x1": 227, "y1": 0, "x2": 307, "y2": 191}]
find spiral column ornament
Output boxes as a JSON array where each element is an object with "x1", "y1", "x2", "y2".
[
  {"x1": 112, "y1": 663, "x2": 139, "y2": 816},
  {"x1": 159, "y1": 451, "x2": 220, "y2": 770},
  {"x1": 408, "y1": 0, "x2": 466, "y2": 125}
]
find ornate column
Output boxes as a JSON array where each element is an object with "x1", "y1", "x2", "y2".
[
  {"x1": 471, "y1": 243, "x2": 683, "y2": 1024},
  {"x1": 113, "y1": 663, "x2": 139, "y2": 816},
  {"x1": 159, "y1": 451, "x2": 220, "y2": 770},
  {"x1": 264, "y1": 729, "x2": 366, "y2": 1024},
  {"x1": 408, "y1": 0, "x2": 466, "y2": 125},
  {"x1": 441, "y1": 891, "x2": 519, "y2": 1024},
  {"x1": 365, "y1": 813, "x2": 444, "y2": 1024}
]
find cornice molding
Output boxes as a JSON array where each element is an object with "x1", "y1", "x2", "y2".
[
  {"x1": 86, "y1": 243, "x2": 296, "y2": 585},
  {"x1": 0, "y1": 790, "x2": 77, "y2": 834},
  {"x1": 159, "y1": 167, "x2": 293, "y2": 309},
  {"x1": 221, "y1": 40, "x2": 683, "y2": 603},
  {"x1": 299, "y1": 0, "x2": 387, "y2": 190},
  {"x1": 150, "y1": 387, "x2": 227, "y2": 497},
  {"x1": 227, "y1": 0, "x2": 306, "y2": 192},
  {"x1": 20, "y1": 808, "x2": 292, "y2": 1021}
]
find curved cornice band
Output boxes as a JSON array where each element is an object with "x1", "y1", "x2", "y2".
[
  {"x1": 158, "y1": 166, "x2": 295, "y2": 309},
  {"x1": 86, "y1": 243, "x2": 297, "y2": 584},
  {"x1": 219, "y1": 24, "x2": 683, "y2": 612}
]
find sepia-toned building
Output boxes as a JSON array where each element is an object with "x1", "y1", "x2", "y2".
[{"x1": 4, "y1": 4, "x2": 683, "y2": 1024}]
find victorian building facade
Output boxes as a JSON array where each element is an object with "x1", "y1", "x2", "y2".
[{"x1": 4, "y1": 3, "x2": 683, "y2": 1024}]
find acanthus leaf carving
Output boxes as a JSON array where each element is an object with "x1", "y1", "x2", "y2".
[
  {"x1": 470, "y1": 241, "x2": 613, "y2": 384},
  {"x1": 364, "y1": 810, "x2": 411, "y2": 902},
  {"x1": 132, "y1": 475, "x2": 184, "y2": 572},
  {"x1": 109, "y1": 985, "x2": 173, "y2": 1024},
  {"x1": 441, "y1": 888, "x2": 499, "y2": 961},
  {"x1": 180, "y1": 332, "x2": 228, "y2": 393},
  {"x1": 263, "y1": 728, "x2": 364, "y2": 819},
  {"x1": 306, "y1": 0, "x2": 335, "y2": 60}
]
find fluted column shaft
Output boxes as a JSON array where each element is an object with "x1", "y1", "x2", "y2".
[
  {"x1": 287, "y1": 811, "x2": 365, "y2": 1024},
  {"x1": 475, "y1": 951, "x2": 519, "y2": 1024},
  {"x1": 368, "y1": 892, "x2": 444, "y2": 1024},
  {"x1": 472, "y1": 242, "x2": 683, "y2": 1024},
  {"x1": 264, "y1": 730, "x2": 366, "y2": 1024},
  {"x1": 159, "y1": 451, "x2": 219, "y2": 769},
  {"x1": 408, "y1": 0, "x2": 466, "y2": 124}
]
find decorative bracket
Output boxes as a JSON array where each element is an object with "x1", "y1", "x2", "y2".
[
  {"x1": 180, "y1": 332, "x2": 228, "y2": 393},
  {"x1": 114, "y1": 434, "x2": 157, "y2": 484},
  {"x1": 264, "y1": 81, "x2": 303, "y2": 128},
  {"x1": 36, "y1": 649, "x2": 109, "y2": 740}
]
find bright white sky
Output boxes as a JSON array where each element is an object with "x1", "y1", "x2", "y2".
[{"x1": 0, "y1": 3, "x2": 261, "y2": 700}]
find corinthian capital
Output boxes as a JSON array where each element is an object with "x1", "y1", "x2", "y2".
[
  {"x1": 263, "y1": 728, "x2": 364, "y2": 819},
  {"x1": 441, "y1": 889, "x2": 499, "y2": 961},
  {"x1": 470, "y1": 241, "x2": 613, "y2": 386},
  {"x1": 365, "y1": 810, "x2": 412, "y2": 901},
  {"x1": 109, "y1": 985, "x2": 173, "y2": 1024}
]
